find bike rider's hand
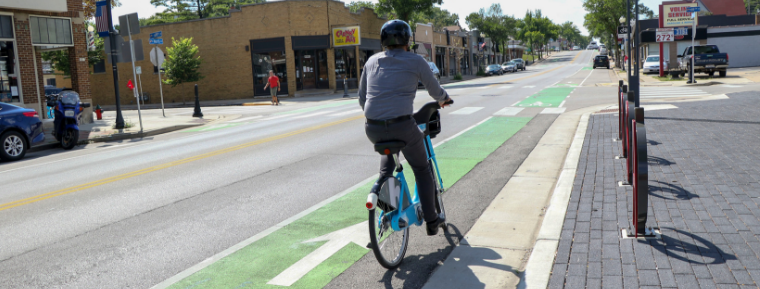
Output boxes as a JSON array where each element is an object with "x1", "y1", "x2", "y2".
[{"x1": 438, "y1": 97, "x2": 452, "y2": 109}]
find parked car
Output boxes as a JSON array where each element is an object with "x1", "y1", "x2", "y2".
[
  {"x1": 501, "y1": 61, "x2": 517, "y2": 73},
  {"x1": 427, "y1": 61, "x2": 441, "y2": 80},
  {"x1": 643, "y1": 55, "x2": 661, "y2": 74},
  {"x1": 0, "y1": 103, "x2": 45, "y2": 161},
  {"x1": 600, "y1": 47, "x2": 608, "y2": 55},
  {"x1": 593, "y1": 55, "x2": 610, "y2": 69},
  {"x1": 485, "y1": 64, "x2": 503, "y2": 76},
  {"x1": 677, "y1": 44, "x2": 728, "y2": 77},
  {"x1": 572, "y1": 46, "x2": 580, "y2": 50},
  {"x1": 512, "y1": 58, "x2": 526, "y2": 71}
]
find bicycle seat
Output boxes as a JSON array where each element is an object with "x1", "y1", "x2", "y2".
[{"x1": 374, "y1": 141, "x2": 406, "y2": 155}]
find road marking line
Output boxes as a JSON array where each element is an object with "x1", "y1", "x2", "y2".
[
  {"x1": 450, "y1": 107, "x2": 484, "y2": 115},
  {"x1": 540, "y1": 107, "x2": 567, "y2": 114},
  {"x1": 476, "y1": 86, "x2": 490, "y2": 90},
  {"x1": 329, "y1": 108, "x2": 363, "y2": 117},
  {"x1": 294, "y1": 111, "x2": 333, "y2": 119},
  {"x1": 559, "y1": 100, "x2": 567, "y2": 107},
  {"x1": 511, "y1": 101, "x2": 521, "y2": 106},
  {"x1": 0, "y1": 115, "x2": 365, "y2": 212},
  {"x1": 523, "y1": 86, "x2": 536, "y2": 88},
  {"x1": 499, "y1": 86, "x2": 514, "y2": 89},
  {"x1": 227, "y1": 115, "x2": 263, "y2": 123},
  {"x1": 578, "y1": 67, "x2": 595, "y2": 87},
  {"x1": 494, "y1": 107, "x2": 524, "y2": 116},
  {"x1": 151, "y1": 115, "x2": 495, "y2": 289}
]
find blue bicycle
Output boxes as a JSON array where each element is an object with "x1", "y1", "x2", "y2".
[{"x1": 365, "y1": 100, "x2": 452, "y2": 269}]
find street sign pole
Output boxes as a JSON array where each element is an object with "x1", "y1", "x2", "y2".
[
  {"x1": 155, "y1": 45, "x2": 165, "y2": 117},
  {"x1": 106, "y1": 4, "x2": 125, "y2": 129},
  {"x1": 633, "y1": 0, "x2": 640, "y2": 107},
  {"x1": 125, "y1": 16, "x2": 143, "y2": 133},
  {"x1": 137, "y1": 66, "x2": 144, "y2": 107},
  {"x1": 691, "y1": 12, "x2": 696, "y2": 84}
]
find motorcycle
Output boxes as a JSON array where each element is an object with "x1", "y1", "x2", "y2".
[{"x1": 52, "y1": 90, "x2": 90, "y2": 150}]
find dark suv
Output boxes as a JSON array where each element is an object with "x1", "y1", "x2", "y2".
[{"x1": 593, "y1": 55, "x2": 610, "y2": 69}]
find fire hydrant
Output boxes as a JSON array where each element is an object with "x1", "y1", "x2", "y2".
[{"x1": 95, "y1": 105, "x2": 103, "y2": 120}]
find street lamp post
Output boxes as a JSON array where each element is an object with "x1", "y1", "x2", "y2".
[{"x1": 633, "y1": 0, "x2": 640, "y2": 107}]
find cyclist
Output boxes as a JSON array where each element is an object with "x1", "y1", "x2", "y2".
[{"x1": 358, "y1": 20, "x2": 451, "y2": 236}]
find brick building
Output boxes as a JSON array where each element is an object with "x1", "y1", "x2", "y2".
[
  {"x1": 89, "y1": 0, "x2": 391, "y2": 106},
  {"x1": 0, "y1": 0, "x2": 90, "y2": 116}
]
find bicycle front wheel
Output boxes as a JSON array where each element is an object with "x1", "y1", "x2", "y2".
[{"x1": 368, "y1": 209, "x2": 408, "y2": 269}]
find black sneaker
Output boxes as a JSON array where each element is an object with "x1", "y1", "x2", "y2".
[{"x1": 426, "y1": 215, "x2": 446, "y2": 236}]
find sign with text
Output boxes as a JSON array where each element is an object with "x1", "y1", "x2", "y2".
[
  {"x1": 656, "y1": 28, "x2": 674, "y2": 42},
  {"x1": 150, "y1": 31, "x2": 162, "y2": 39},
  {"x1": 663, "y1": 3, "x2": 699, "y2": 27},
  {"x1": 149, "y1": 38, "x2": 163, "y2": 45},
  {"x1": 674, "y1": 27, "x2": 688, "y2": 36},
  {"x1": 332, "y1": 26, "x2": 361, "y2": 47}
]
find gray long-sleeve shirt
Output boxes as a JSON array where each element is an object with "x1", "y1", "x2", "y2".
[{"x1": 358, "y1": 48, "x2": 449, "y2": 120}]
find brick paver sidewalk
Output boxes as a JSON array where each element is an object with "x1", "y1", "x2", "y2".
[{"x1": 549, "y1": 91, "x2": 760, "y2": 289}]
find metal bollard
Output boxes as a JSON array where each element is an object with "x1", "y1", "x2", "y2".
[
  {"x1": 617, "y1": 81, "x2": 624, "y2": 141},
  {"x1": 192, "y1": 84, "x2": 203, "y2": 118},
  {"x1": 342, "y1": 77, "x2": 349, "y2": 98},
  {"x1": 630, "y1": 107, "x2": 651, "y2": 237},
  {"x1": 625, "y1": 91, "x2": 635, "y2": 184}
]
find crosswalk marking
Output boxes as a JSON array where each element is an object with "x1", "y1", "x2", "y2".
[
  {"x1": 540, "y1": 108, "x2": 566, "y2": 114},
  {"x1": 329, "y1": 108, "x2": 363, "y2": 117},
  {"x1": 450, "y1": 107, "x2": 484, "y2": 115},
  {"x1": 476, "y1": 86, "x2": 490, "y2": 90},
  {"x1": 499, "y1": 85, "x2": 514, "y2": 89},
  {"x1": 638, "y1": 87, "x2": 710, "y2": 98},
  {"x1": 494, "y1": 107, "x2": 523, "y2": 116},
  {"x1": 228, "y1": 115, "x2": 263, "y2": 123}
]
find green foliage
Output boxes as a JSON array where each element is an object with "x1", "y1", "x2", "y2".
[
  {"x1": 83, "y1": 0, "x2": 121, "y2": 19},
  {"x1": 143, "y1": 0, "x2": 263, "y2": 26},
  {"x1": 466, "y1": 4, "x2": 517, "y2": 58},
  {"x1": 163, "y1": 37, "x2": 204, "y2": 87},
  {"x1": 420, "y1": 7, "x2": 459, "y2": 29},
  {"x1": 453, "y1": 73, "x2": 462, "y2": 80},
  {"x1": 583, "y1": 0, "x2": 657, "y2": 66},
  {"x1": 41, "y1": 22, "x2": 105, "y2": 75},
  {"x1": 376, "y1": 0, "x2": 443, "y2": 23},
  {"x1": 747, "y1": 0, "x2": 760, "y2": 14},
  {"x1": 347, "y1": 1, "x2": 378, "y2": 13},
  {"x1": 476, "y1": 68, "x2": 486, "y2": 76}
]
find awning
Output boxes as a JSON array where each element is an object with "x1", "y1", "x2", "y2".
[{"x1": 292, "y1": 35, "x2": 330, "y2": 50}]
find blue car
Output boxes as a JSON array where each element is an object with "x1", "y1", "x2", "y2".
[{"x1": 0, "y1": 103, "x2": 45, "y2": 161}]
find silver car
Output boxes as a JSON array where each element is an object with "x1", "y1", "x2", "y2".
[
  {"x1": 501, "y1": 61, "x2": 517, "y2": 73},
  {"x1": 643, "y1": 55, "x2": 661, "y2": 74}
]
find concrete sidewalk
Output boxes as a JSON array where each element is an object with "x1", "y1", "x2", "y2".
[{"x1": 613, "y1": 67, "x2": 756, "y2": 87}]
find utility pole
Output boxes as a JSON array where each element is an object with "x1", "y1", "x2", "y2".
[
  {"x1": 106, "y1": 2, "x2": 125, "y2": 129},
  {"x1": 633, "y1": 0, "x2": 640, "y2": 107}
]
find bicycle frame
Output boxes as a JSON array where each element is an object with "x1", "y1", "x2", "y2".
[{"x1": 380, "y1": 123, "x2": 445, "y2": 232}]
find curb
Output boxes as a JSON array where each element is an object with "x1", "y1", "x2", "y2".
[
  {"x1": 29, "y1": 124, "x2": 202, "y2": 153},
  {"x1": 242, "y1": 102, "x2": 272, "y2": 106}
]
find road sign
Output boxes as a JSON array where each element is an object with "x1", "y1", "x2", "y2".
[
  {"x1": 656, "y1": 28, "x2": 674, "y2": 42},
  {"x1": 136, "y1": 66, "x2": 141, "y2": 75},
  {"x1": 149, "y1": 31, "x2": 162, "y2": 39},
  {"x1": 118, "y1": 13, "x2": 140, "y2": 37},
  {"x1": 149, "y1": 38, "x2": 163, "y2": 45},
  {"x1": 674, "y1": 27, "x2": 688, "y2": 36},
  {"x1": 150, "y1": 47, "x2": 165, "y2": 67},
  {"x1": 687, "y1": 6, "x2": 701, "y2": 12},
  {"x1": 617, "y1": 25, "x2": 631, "y2": 39}
]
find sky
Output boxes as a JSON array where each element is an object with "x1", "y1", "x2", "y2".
[{"x1": 109, "y1": 0, "x2": 666, "y2": 36}]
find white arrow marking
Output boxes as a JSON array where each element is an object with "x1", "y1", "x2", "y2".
[
  {"x1": 267, "y1": 221, "x2": 370, "y2": 287},
  {"x1": 526, "y1": 101, "x2": 545, "y2": 107}
]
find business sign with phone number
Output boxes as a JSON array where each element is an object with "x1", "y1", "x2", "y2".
[{"x1": 656, "y1": 28, "x2": 674, "y2": 42}]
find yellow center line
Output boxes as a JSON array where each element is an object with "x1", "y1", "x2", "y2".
[{"x1": 0, "y1": 115, "x2": 365, "y2": 212}]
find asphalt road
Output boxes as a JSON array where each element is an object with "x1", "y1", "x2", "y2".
[{"x1": 3, "y1": 50, "x2": 751, "y2": 288}]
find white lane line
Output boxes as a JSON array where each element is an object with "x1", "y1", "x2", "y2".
[
  {"x1": 578, "y1": 67, "x2": 594, "y2": 87},
  {"x1": 559, "y1": 100, "x2": 567, "y2": 107},
  {"x1": 227, "y1": 115, "x2": 263, "y2": 123},
  {"x1": 328, "y1": 108, "x2": 363, "y2": 117},
  {"x1": 494, "y1": 107, "x2": 524, "y2": 116},
  {"x1": 540, "y1": 107, "x2": 567, "y2": 114},
  {"x1": 476, "y1": 86, "x2": 490, "y2": 90},
  {"x1": 150, "y1": 115, "x2": 494, "y2": 289},
  {"x1": 523, "y1": 86, "x2": 536, "y2": 88},
  {"x1": 511, "y1": 101, "x2": 521, "y2": 106},
  {"x1": 450, "y1": 107, "x2": 484, "y2": 115},
  {"x1": 293, "y1": 111, "x2": 333, "y2": 119},
  {"x1": 499, "y1": 85, "x2": 514, "y2": 89},
  {"x1": 260, "y1": 114, "x2": 295, "y2": 121}
]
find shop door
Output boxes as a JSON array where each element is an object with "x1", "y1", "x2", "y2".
[{"x1": 301, "y1": 50, "x2": 316, "y2": 89}]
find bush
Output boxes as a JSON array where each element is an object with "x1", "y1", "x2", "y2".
[
  {"x1": 476, "y1": 69, "x2": 486, "y2": 77},
  {"x1": 453, "y1": 73, "x2": 462, "y2": 80}
]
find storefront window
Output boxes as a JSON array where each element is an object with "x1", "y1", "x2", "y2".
[
  {"x1": 252, "y1": 51, "x2": 287, "y2": 89},
  {"x1": 335, "y1": 48, "x2": 357, "y2": 80},
  {"x1": 359, "y1": 49, "x2": 379, "y2": 77},
  {"x1": 0, "y1": 41, "x2": 19, "y2": 103}
]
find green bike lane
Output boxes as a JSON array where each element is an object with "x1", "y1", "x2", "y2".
[{"x1": 160, "y1": 116, "x2": 532, "y2": 289}]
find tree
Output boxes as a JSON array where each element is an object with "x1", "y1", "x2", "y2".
[
  {"x1": 419, "y1": 7, "x2": 459, "y2": 29},
  {"x1": 146, "y1": 0, "x2": 263, "y2": 25},
  {"x1": 83, "y1": 0, "x2": 121, "y2": 19},
  {"x1": 347, "y1": 1, "x2": 378, "y2": 13},
  {"x1": 163, "y1": 37, "x2": 204, "y2": 89},
  {"x1": 376, "y1": 0, "x2": 443, "y2": 24},
  {"x1": 41, "y1": 22, "x2": 105, "y2": 76},
  {"x1": 747, "y1": 0, "x2": 760, "y2": 14},
  {"x1": 466, "y1": 4, "x2": 515, "y2": 63}
]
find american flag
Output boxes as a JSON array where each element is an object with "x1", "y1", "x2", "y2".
[{"x1": 95, "y1": 1, "x2": 110, "y2": 37}]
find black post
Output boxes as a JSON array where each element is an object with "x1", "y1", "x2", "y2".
[
  {"x1": 342, "y1": 77, "x2": 349, "y2": 98},
  {"x1": 632, "y1": 107, "x2": 649, "y2": 235},
  {"x1": 632, "y1": 0, "x2": 641, "y2": 107},
  {"x1": 626, "y1": 0, "x2": 631, "y2": 83},
  {"x1": 106, "y1": 3, "x2": 125, "y2": 129},
  {"x1": 193, "y1": 84, "x2": 203, "y2": 118}
]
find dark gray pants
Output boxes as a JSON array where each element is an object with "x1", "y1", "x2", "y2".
[{"x1": 365, "y1": 119, "x2": 438, "y2": 222}]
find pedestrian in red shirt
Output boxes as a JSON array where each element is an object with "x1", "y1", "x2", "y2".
[{"x1": 263, "y1": 70, "x2": 280, "y2": 105}]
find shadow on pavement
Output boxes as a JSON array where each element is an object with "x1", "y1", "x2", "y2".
[
  {"x1": 648, "y1": 156, "x2": 674, "y2": 166},
  {"x1": 649, "y1": 228, "x2": 736, "y2": 265},
  {"x1": 648, "y1": 180, "x2": 698, "y2": 200},
  {"x1": 379, "y1": 224, "x2": 517, "y2": 289}
]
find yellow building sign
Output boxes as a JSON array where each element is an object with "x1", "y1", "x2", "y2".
[
  {"x1": 333, "y1": 26, "x2": 361, "y2": 47},
  {"x1": 663, "y1": 3, "x2": 699, "y2": 27}
]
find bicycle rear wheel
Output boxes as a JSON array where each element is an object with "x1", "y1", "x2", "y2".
[{"x1": 368, "y1": 209, "x2": 409, "y2": 269}]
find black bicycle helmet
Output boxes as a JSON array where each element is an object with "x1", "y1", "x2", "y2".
[{"x1": 381, "y1": 20, "x2": 412, "y2": 47}]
